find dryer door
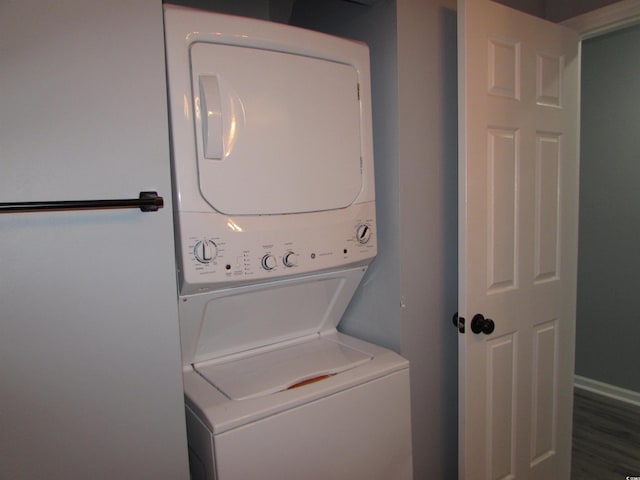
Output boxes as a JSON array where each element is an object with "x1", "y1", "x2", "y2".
[{"x1": 190, "y1": 42, "x2": 363, "y2": 216}]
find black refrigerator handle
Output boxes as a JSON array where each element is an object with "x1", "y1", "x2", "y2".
[{"x1": 0, "y1": 191, "x2": 164, "y2": 214}]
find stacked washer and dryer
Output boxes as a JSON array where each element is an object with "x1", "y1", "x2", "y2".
[{"x1": 163, "y1": 6, "x2": 413, "y2": 479}]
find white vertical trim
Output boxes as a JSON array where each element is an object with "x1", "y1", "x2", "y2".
[
  {"x1": 561, "y1": 0, "x2": 640, "y2": 39},
  {"x1": 568, "y1": 0, "x2": 640, "y2": 417},
  {"x1": 574, "y1": 375, "x2": 640, "y2": 408}
]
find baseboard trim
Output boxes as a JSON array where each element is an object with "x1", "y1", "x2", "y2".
[{"x1": 574, "y1": 375, "x2": 640, "y2": 408}]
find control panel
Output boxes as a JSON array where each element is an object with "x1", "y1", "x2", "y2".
[{"x1": 176, "y1": 202, "x2": 376, "y2": 295}]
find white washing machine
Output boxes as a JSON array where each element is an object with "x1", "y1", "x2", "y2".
[{"x1": 163, "y1": 6, "x2": 413, "y2": 480}]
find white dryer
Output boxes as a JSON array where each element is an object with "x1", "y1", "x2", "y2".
[{"x1": 163, "y1": 6, "x2": 413, "y2": 480}]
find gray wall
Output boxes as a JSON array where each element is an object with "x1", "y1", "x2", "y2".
[
  {"x1": 576, "y1": 24, "x2": 640, "y2": 393},
  {"x1": 0, "y1": 1, "x2": 189, "y2": 477},
  {"x1": 396, "y1": 1, "x2": 459, "y2": 478}
]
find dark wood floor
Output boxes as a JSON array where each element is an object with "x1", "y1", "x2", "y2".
[{"x1": 571, "y1": 388, "x2": 640, "y2": 479}]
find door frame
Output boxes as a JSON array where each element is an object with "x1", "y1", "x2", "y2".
[
  {"x1": 561, "y1": 0, "x2": 640, "y2": 39},
  {"x1": 560, "y1": 0, "x2": 640, "y2": 406}
]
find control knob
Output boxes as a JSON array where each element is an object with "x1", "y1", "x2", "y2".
[
  {"x1": 261, "y1": 254, "x2": 277, "y2": 270},
  {"x1": 194, "y1": 239, "x2": 218, "y2": 263},
  {"x1": 283, "y1": 251, "x2": 297, "y2": 268},
  {"x1": 356, "y1": 224, "x2": 373, "y2": 244}
]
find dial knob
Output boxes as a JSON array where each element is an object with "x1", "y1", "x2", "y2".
[
  {"x1": 356, "y1": 224, "x2": 372, "y2": 244},
  {"x1": 194, "y1": 239, "x2": 217, "y2": 263},
  {"x1": 283, "y1": 251, "x2": 297, "y2": 267},
  {"x1": 261, "y1": 254, "x2": 277, "y2": 270}
]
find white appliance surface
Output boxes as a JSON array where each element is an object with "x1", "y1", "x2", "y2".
[
  {"x1": 185, "y1": 332, "x2": 412, "y2": 480},
  {"x1": 174, "y1": 204, "x2": 376, "y2": 295},
  {"x1": 190, "y1": 41, "x2": 363, "y2": 216},
  {"x1": 194, "y1": 335, "x2": 372, "y2": 401},
  {"x1": 178, "y1": 266, "x2": 368, "y2": 363},
  {"x1": 163, "y1": 5, "x2": 412, "y2": 480},
  {"x1": 212, "y1": 369, "x2": 412, "y2": 480},
  {"x1": 164, "y1": 5, "x2": 374, "y2": 218},
  {"x1": 184, "y1": 331, "x2": 408, "y2": 434},
  {"x1": 164, "y1": 4, "x2": 376, "y2": 295}
]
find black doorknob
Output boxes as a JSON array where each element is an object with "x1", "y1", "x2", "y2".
[
  {"x1": 470, "y1": 313, "x2": 495, "y2": 335},
  {"x1": 452, "y1": 312, "x2": 465, "y2": 333}
]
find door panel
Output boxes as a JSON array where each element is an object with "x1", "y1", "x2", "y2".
[
  {"x1": 530, "y1": 320, "x2": 558, "y2": 465},
  {"x1": 487, "y1": 127, "x2": 519, "y2": 292},
  {"x1": 534, "y1": 133, "x2": 561, "y2": 282},
  {"x1": 458, "y1": 0, "x2": 580, "y2": 478},
  {"x1": 487, "y1": 335, "x2": 517, "y2": 479}
]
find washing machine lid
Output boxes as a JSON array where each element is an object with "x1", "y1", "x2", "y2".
[
  {"x1": 194, "y1": 336, "x2": 372, "y2": 401},
  {"x1": 179, "y1": 267, "x2": 369, "y2": 365},
  {"x1": 189, "y1": 42, "x2": 363, "y2": 215}
]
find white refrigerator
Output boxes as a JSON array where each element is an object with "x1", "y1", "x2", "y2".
[{"x1": 0, "y1": 1, "x2": 189, "y2": 478}]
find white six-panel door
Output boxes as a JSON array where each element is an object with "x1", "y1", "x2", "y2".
[{"x1": 458, "y1": 0, "x2": 580, "y2": 478}]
